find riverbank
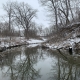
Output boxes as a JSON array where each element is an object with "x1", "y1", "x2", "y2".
[
  {"x1": 0, "y1": 36, "x2": 80, "y2": 56},
  {"x1": 43, "y1": 37, "x2": 80, "y2": 49},
  {"x1": 41, "y1": 37, "x2": 80, "y2": 56},
  {"x1": 0, "y1": 37, "x2": 46, "y2": 52}
]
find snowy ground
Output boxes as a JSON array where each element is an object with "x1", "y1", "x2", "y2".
[
  {"x1": 0, "y1": 37, "x2": 47, "y2": 48},
  {"x1": 27, "y1": 38, "x2": 47, "y2": 47},
  {"x1": 0, "y1": 36, "x2": 80, "y2": 51},
  {"x1": 44, "y1": 38, "x2": 80, "y2": 49},
  {"x1": 27, "y1": 39, "x2": 44, "y2": 44}
]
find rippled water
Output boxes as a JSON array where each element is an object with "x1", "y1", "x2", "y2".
[{"x1": 0, "y1": 46, "x2": 80, "y2": 80}]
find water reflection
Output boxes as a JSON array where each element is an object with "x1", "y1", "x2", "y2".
[
  {"x1": 0, "y1": 47, "x2": 80, "y2": 80},
  {"x1": 0, "y1": 47, "x2": 41, "y2": 80},
  {"x1": 49, "y1": 50, "x2": 80, "y2": 80}
]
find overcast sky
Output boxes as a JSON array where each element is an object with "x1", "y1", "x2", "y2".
[{"x1": 0, "y1": 0, "x2": 49, "y2": 28}]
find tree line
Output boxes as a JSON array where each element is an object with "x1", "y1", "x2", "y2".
[
  {"x1": 1, "y1": 0, "x2": 80, "y2": 39},
  {"x1": 0, "y1": 1, "x2": 41, "y2": 39},
  {"x1": 39, "y1": 0, "x2": 80, "y2": 38}
]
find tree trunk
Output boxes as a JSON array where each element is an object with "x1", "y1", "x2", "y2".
[
  {"x1": 25, "y1": 28, "x2": 29, "y2": 39},
  {"x1": 51, "y1": 0, "x2": 58, "y2": 31}
]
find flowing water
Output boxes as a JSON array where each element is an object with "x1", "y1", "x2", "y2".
[{"x1": 0, "y1": 46, "x2": 80, "y2": 80}]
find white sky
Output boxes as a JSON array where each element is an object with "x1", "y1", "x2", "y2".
[{"x1": 0, "y1": 0, "x2": 49, "y2": 28}]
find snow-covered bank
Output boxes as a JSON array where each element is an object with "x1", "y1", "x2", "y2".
[
  {"x1": 0, "y1": 37, "x2": 27, "y2": 47},
  {"x1": 0, "y1": 36, "x2": 80, "y2": 50},
  {"x1": 0, "y1": 36, "x2": 80, "y2": 55},
  {"x1": 43, "y1": 38, "x2": 80, "y2": 50},
  {"x1": 27, "y1": 38, "x2": 46, "y2": 47},
  {"x1": 0, "y1": 37, "x2": 46, "y2": 52}
]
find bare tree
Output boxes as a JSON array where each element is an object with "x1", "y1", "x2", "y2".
[
  {"x1": 58, "y1": 0, "x2": 70, "y2": 25},
  {"x1": 3, "y1": 1, "x2": 14, "y2": 40},
  {"x1": 39, "y1": 0, "x2": 78, "y2": 30},
  {"x1": 12, "y1": 2, "x2": 37, "y2": 38},
  {"x1": 39, "y1": 0, "x2": 59, "y2": 31}
]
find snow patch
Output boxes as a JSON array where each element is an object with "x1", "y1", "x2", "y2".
[
  {"x1": 27, "y1": 44, "x2": 39, "y2": 48},
  {"x1": 27, "y1": 39, "x2": 44, "y2": 44}
]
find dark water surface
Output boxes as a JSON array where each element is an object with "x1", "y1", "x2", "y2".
[{"x1": 0, "y1": 46, "x2": 80, "y2": 80}]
